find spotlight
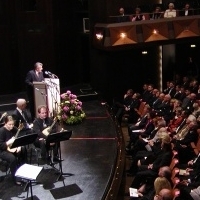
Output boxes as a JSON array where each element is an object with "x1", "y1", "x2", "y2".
[
  {"x1": 153, "y1": 29, "x2": 159, "y2": 34},
  {"x1": 96, "y1": 33, "x2": 103, "y2": 40},
  {"x1": 191, "y1": 44, "x2": 196, "y2": 48},
  {"x1": 120, "y1": 32, "x2": 127, "y2": 39},
  {"x1": 142, "y1": 51, "x2": 148, "y2": 54}
]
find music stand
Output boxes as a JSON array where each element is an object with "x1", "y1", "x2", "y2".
[
  {"x1": 10, "y1": 133, "x2": 38, "y2": 149},
  {"x1": 46, "y1": 130, "x2": 72, "y2": 181}
]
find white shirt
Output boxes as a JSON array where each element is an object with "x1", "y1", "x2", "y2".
[{"x1": 164, "y1": 9, "x2": 176, "y2": 18}]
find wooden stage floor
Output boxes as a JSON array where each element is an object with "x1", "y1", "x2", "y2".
[{"x1": 0, "y1": 100, "x2": 118, "y2": 200}]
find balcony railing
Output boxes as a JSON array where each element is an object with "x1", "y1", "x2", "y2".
[{"x1": 94, "y1": 12, "x2": 200, "y2": 49}]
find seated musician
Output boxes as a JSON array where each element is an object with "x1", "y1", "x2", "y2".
[
  {"x1": 12, "y1": 98, "x2": 33, "y2": 136},
  {"x1": 0, "y1": 115, "x2": 26, "y2": 185},
  {"x1": 33, "y1": 105, "x2": 60, "y2": 163}
]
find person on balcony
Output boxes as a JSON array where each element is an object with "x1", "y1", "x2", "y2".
[
  {"x1": 164, "y1": 3, "x2": 176, "y2": 18},
  {"x1": 131, "y1": 7, "x2": 145, "y2": 21}
]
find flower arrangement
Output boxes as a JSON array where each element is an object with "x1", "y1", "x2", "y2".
[{"x1": 57, "y1": 90, "x2": 86, "y2": 125}]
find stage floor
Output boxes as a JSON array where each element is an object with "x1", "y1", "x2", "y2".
[{"x1": 0, "y1": 100, "x2": 118, "y2": 200}]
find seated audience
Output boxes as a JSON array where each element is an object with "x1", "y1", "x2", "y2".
[
  {"x1": 152, "y1": 93, "x2": 165, "y2": 110},
  {"x1": 112, "y1": 89, "x2": 134, "y2": 125},
  {"x1": 168, "y1": 107, "x2": 183, "y2": 132},
  {"x1": 182, "y1": 93, "x2": 196, "y2": 113},
  {"x1": 131, "y1": 7, "x2": 145, "y2": 21},
  {"x1": 150, "y1": 6, "x2": 163, "y2": 19},
  {"x1": 127, "y1": 105, "x2": 151, "y2": 137},
  {"x1": 172, "y1": 116, "x2": 198, "y2": 164},
  {"x1": 179, "y1": 3, "x2": 194, "y2": 17},
  {"x1": 126, "y1": 92, "x2": 141, "y2": 123},
  {"x1": 117, "y1": 7, "x2": 130, "y2": 23},
  {"x1": 153, "y1": 188, "x2": 173, "y2": 200},
  {"x1": 164, "y1": 3, "x2": 176, "y2": 18}
]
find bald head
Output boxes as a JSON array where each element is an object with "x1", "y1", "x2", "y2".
[
  {"x1": 158, "y1": 166, "x2": 171, "y2": 180},
  {"x1": 159, "y1": 188, "x2": 173, "y2": 200},
  {"x1": 16, "y1": 99, "x2": 27, "y2": 110}
]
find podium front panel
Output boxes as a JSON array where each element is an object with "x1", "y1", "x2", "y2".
[
  {"x1": 44, "y1": 78, "x2": 60, "y2": 117},
  {"x1": 33, "y1": 82, "x2": 47, "y2": 117}
]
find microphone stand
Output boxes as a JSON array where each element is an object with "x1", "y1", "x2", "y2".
[{"x1": 45, "y1": 77, "x2": 60, "y2": 117}]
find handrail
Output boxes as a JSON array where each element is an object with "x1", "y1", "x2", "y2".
[{"x1": 101, "y1": 105, "x2": 125, "y2": 200}]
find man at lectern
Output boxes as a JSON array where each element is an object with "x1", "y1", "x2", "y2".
[{"x1": 25, "y1": 62, "x2": 44, "y2": 120}]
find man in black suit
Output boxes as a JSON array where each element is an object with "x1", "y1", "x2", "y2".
[
  {"x1": 12, "y1": 99, "x2": 33, "y2": 136},
  {"x1": 117, "y1": 7, "x2": 130, "y2": 23},
  {"x1": 25, "y1": 62, "x2": 44, "y2": 120},
  {"x1": 179, "y1": 3, "x2": 194, "y2": 16},
  {"x1": 168, "y1": 81, "x2": 176, "y2": 98}
]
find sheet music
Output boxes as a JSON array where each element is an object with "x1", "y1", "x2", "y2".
[
  {"x1": 179, "y1": 169, "x2": 186, "y2": 176},
  {"x1": 15, "y1": 164, "x2": 43, "y2": 180},
  {"x1": 129, "y1": 188, "x2": 138, "y2": 197}
]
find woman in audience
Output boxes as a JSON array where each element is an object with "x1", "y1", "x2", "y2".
[
  {"x1": 164, "y1": 3, "x2": 176, "y2": 18},
  {"x1": 168, "y1": 107, "x2": 183, "y2": 133},
  {"x1": 131, "y1": 7, "x2": 145, "y2": 21}
]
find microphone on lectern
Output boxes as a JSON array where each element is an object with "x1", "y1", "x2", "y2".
[{"x1": 45, "y1": 71, "x2": 58, "y2": 78}]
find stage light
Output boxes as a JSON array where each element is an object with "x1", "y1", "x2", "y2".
[
  {"x1": 120, "y1": 32, "x2": 127, "y2": 39},
  {"x1": 190, "y1": 44, "x2": 196, "y2": 48},
  {"x1": 96, "y1": 33, "x2": 103, "y2": 40},
  {"x1": 153, "y1": 29, "x2": 159, "y2": 34},
  {"x1": 142, "y1": 51, "x2": 148, "y2": 54}
]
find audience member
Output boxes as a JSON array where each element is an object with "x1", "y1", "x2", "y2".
[
  {"x1": 179, "y1": 3, "x2": 193, "y2": 16},
  {"x1": 112, "y1": 89, "x2": 134, "y2": 125},
  {"x1": 164, "y1": 3, "x2": 176, "y2": 18},
  {"x1": 153, "y1": 188, "x2": 173, "y2": 200},
  {"x1": 131, "y1": 7, "x2": 145, "y2": 21},
  {"x1": 117, "y1": 7, "x2": 130, "y2": 23},
  {"x1": 130, "y1": 134, "x2": 172, "y2": 188},
  {"x1": 150, "y1": 7, "x2": 163, "y2": 19}
]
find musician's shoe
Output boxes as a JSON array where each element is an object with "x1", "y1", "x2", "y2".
[
  {"x1": 53, "y1": 157, "x2": 63, "y2": 163},
  {"x1": 15, "y1": 181, "x2": 23, "y2": 186}
]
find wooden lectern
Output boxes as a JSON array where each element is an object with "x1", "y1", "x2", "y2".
[
  {"x1": 33, "y1": 79, "x2": 60, "y2": 117},
  {"x1": 33, "y1": 81, "x2": 47, "y2": 117}
]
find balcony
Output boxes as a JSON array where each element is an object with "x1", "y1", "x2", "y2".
[{"x1": 94, "y1": 14, "x2": 200, "y2": 50}]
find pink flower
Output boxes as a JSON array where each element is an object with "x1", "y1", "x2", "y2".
[
  {"x1": 62, "y1": 114, "x2": 68, "y2": 119},
  {"x1": 76, "y1": 105, "x2": 81, "y2": 110},
  {"x1": 78, "y1": 101, "x2": 82, "y2": 106},
  {"x1": 66, "y1": 90, "x2": 71, "y2": 95},
  {"x1": 70, "y1": 99, "x2": 75, "y2": 104},
  {"x1": 72, "y1": 94, "x2": 77, "y2": 99},
  {"x1": 63, "y1": 106, "x2": 69, "y2": 112},
  {"x1": 60, "y1": 93, "x2": 66, "y2": 99}
]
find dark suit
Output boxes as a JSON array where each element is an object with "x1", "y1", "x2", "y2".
[
  {"x1": 173, "y1": 129, "x2": 198, "y2": 163},
  {"x1": 131, "y1": 149, "x2": 173, "y2": 188},
  {"x1": 179, "y1": 9, "x2": 194, "y2": 16},
  {"x1": 128, "y1": 115, "x2": 148, "y2": 136},
  {"x1": 12, "y1": 109, "x2": 33, "y2": 136},
  {"x1": 168, "y1": 87, "x2": 176, "y2": 98},
  {"x1": 25, "y1": 70, "x2": 44, "y2": 120},
  {"x1": 182, "y1": 98, "x2": 195, "y2": 112},
  {"x1": 33, "y1": 117, "x2": 57, "y2": 159},
  {"x1": 117, "y1": 15, "x2": 130, "y2": 23}
]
